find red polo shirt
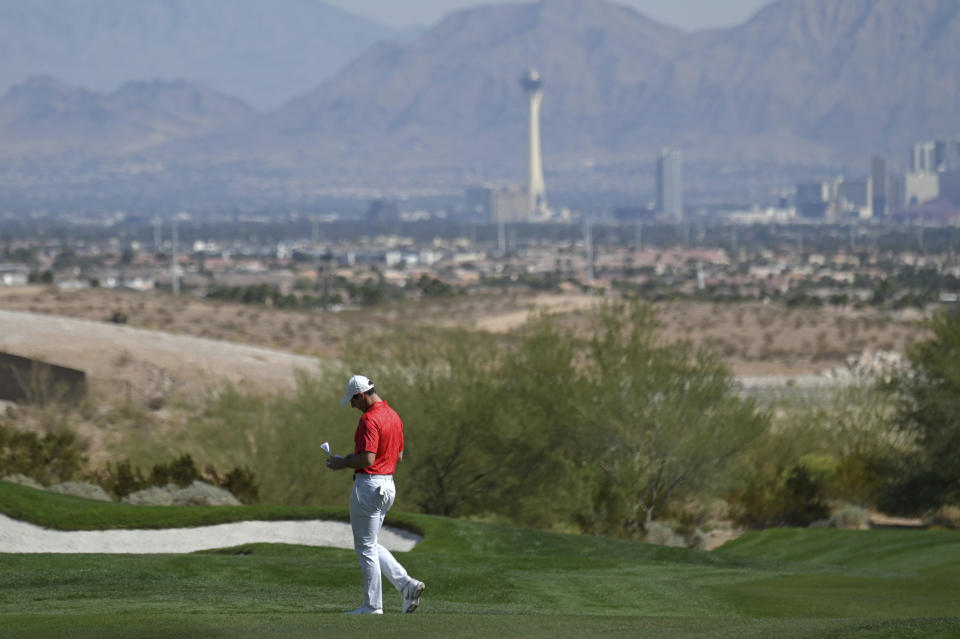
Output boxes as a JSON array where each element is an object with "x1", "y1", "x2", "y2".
[{"x1": 354, "y1": 400, "x2": 404, "y2": 475}]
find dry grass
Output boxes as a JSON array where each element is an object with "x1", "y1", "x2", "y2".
[
  {"x1": 0, "y1": 285, "x2": 933, "y2": 476},
  {"x1": 0, "y1": 286, "x2": 929, "y2": 380},
  {"x1": 654, "y1": 302, "x2": 926, "y2": 375}
]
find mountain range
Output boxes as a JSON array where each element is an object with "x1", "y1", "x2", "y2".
[
  {"x1": 1, "y1": 0, "x2": 959, "y2": 207},
  {"x1": 0, "y1": 0, "x2": 405, "y2": 110},
  {"x1": 257, "y1": 0, "x2": 959, "y2": 169},
  {"x1": 0, "y1": 76, "x2": 253, "y2": 159}
]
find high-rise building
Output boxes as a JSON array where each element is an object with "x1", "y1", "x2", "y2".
[
  {"x1": 905, "y1": 173, "x2": 940, "y2": 206},
  {"x1": 656, "y1": 148, "x2": 683, "y2": 221},
  {"x1": 466, "y1": 186, "x2": 492, "y2": 218},
  {"x1": 939, "y1": 171, "x2": 960, "y2": 207},
  {"x1": 464, "y1": 185, "x2": 527, "y2": 224},
  {"x1": 913, "y1": 139, "x2": 960, "y2": 173},
  {"x1": 887, "y1": 174, "x2": 904, "y2": 214},
  {"x1": 490, "y1": 186, "x2": 528, "y2": 224},
  {"x1": 913, "y1": 142, "x2": 937, "y2": 173},
  {"x1": 835, "y1": 178, "x2": 871, "y2": 219},
  {"x1": 520, "y1": 69, "x2": 547, "y2": 218},
  {"x1": 940, "y1": 139, "x2": 960, "y2": 171},
  {"x1": 796, "y1": 182, "x2": 829, "y2": 218},
  {"x1": 871, "y1": 156, "x2": 886, "y2": 218}
]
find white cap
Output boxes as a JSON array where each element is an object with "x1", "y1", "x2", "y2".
[{"x1": 340, "y1": 374, "x2": 374, "y2": 406}]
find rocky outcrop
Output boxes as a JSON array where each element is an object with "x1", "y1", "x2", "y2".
[{"x1": 122, "y1": 481, "x2": 241, "y2": 507}]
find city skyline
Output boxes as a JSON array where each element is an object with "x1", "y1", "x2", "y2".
[{"x1": 1, "y1": 0, "x2": 957, "y2": 213}]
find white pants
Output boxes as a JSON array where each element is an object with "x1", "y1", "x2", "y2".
[{"x1": 349, "y1": 474, "x2": 413, "y2": 611}]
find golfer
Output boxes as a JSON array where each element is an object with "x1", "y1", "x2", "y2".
[{"x1": 326, "y1": 374, "x2": 425, "y2": 615}]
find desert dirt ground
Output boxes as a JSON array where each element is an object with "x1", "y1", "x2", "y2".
[
  {"x1": 0, "y1": 285, "x2": 929, "y2": 388},
  {"x1": 0, "y1": 308, "x2": 324, "y2": 402},
  {"x1": 0, "y1": 285, "x2": 932, "y2": 472}
]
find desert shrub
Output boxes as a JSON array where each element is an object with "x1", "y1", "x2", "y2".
[
  {"x1": 726, "y1": 421, "x2": 831, "y2": 528},
  {"x1": 658, "y1": 502, "x2": 707, "y2": 541},
  {"x1": 97, "y1": 455, "x2": 259, "y2": 503},
  {"x1": 581, "y1": 302, "x2": 768, "y2": 535},
  {"x1": 101, "y1": 459, "x2": 148, "y2": 498},
  {"x1": 781, "y1": 465, "x2": 831, "y2": 525},
  {"x1": 876, "y1": 463, "x2": 947, "y2": 515},
  {"x1": 730, "y1": 461, "x2": 831, "y2": 528},
  {"x1": 205, "y1": 464, "x2": 259, "y2": 505},
  {"x1": 415, "y1": 275, "x2": 454, "y2": 298},
  {"x1": 355, "y1": 326, "x2": 519, "y2": 518},
  {"x1": 730, "y1": 381, "x2": 906, "y2": 526},
  {"x1": 644, "y1": 521, "x2": 685, "y2": 547},
  {"x1": 170, "y1": 301, "x2": 765, "y2": 533},
  {"x1": 817, "y1": 384, "x2": 907, "y2": 505},
  {"x1": 830, "y1": 504, "x2": 870, "y2": 529},
  {"x1": 150, "y1": 453, "x2": 200, "y2": 487},
  {"x1": 349, "y1": 300, "x2": 767, "y2": 538},
  {"x1": 930, "y1": 505, "x2": 960, "y2": 529},
  {"x1": 181, "y1": 371, "x2": 351, "y2": 506},
  {"x1": 0, "y1": 425, "x2": 85, "y2": 485},
  {"x1": 888, "y1": 309, "x2": 960, "y2": 511}
]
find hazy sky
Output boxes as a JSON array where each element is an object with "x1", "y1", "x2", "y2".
[{"x1": 324, "y1": 0, "x2": 776, "y2": 31}]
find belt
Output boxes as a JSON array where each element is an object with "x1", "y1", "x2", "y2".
[{"x1": 354, "y1": 473, "x2": 393, "y2": 480}]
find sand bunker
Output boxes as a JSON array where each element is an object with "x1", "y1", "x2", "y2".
[{"x1": 0, "y1": 513, "x2": 421, "y2": 554}]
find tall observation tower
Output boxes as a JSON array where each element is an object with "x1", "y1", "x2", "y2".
[{"x1": 520, "y1": 68, "x2": 547, "y2": 217}]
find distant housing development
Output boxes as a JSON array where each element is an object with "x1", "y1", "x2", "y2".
[{"x1": 795, "y1": 138, "x2": 960, "y2": 222}]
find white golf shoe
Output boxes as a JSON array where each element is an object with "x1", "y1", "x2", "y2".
[
  {"x1": 345, "y1": 606, "x2": 383, "y2": 615},
  {"x1": 401, "y1": 579, "x2": 425, "y2": 614}
]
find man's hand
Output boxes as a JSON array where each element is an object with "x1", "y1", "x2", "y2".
[{"x1": 326, "y1": 454, "x2": 347, "y2": 471}]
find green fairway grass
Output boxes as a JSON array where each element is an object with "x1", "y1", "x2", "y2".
[{"x1": 2, "y1": 480, "x2": 959, "y2": 638}]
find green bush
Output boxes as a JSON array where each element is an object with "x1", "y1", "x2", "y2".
[
  {"x1": 150, "y1": 454, "x2": 200, "y2": 487},
  {"x1": 101, "y1": 459, "x2": 148, "y2": 498},
  {"x1": 205, "y1": 464, "x2": 260, "y2": 505},
  {"x1": 888, "y1": 309, "x2": 960, "y2": 511},
  {"x1": 180, "y1": 371, "x2": 352, "y2": 506},
  {"x1": 729, "y1": 383, "x2": 906, "y2": 527},
  {"x1": 1, "y1": 429, "x2": 261, "y2": 505},
  {"x1": 0, "y1": 425, "x2": 85, "y2": 486},
  {"x1": 730, "y1": 462, "x2": 829, "y2": 528},
  {"x1": 347, "y1": 300, "x2": 767, "y2": 537},
  {"x1": 96, "y1": 455, "x2": 260, "y2": 504},
  {"x1": 781, "y1": 465, "x2": 831, "y2": 525}
]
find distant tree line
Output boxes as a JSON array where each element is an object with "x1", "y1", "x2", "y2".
[
  {"x1": 350, "y1": 301, "x2": 960, "y2": 534},
  {"x1": 204, "y1": 273, "x2": 455, "y2": 309}
]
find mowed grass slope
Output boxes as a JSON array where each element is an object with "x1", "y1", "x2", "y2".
[{"x1": 1, "y1": 482, "x2": 959, "y2": 638}]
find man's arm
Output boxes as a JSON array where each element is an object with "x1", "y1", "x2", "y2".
[{"x1": 326, "y1": 451, "x2": 375, "y2": 471}]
